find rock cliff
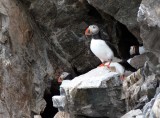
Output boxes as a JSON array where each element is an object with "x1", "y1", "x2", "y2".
[{"x1": 0, "y1": 0, "x2": 160, "y2": 118}]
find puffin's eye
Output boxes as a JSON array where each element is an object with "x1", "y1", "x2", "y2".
[
  {"x1": 93, "y1": 26, "x2": 95, "y2": 28},
  {"x1": 88, "y1": 29, "x2": 91, "y2": 33}
]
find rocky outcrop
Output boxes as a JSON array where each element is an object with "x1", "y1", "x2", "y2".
[
  {"x1": 122, "y1": 68, "x2": 158, "y2": 111},
  {"x1": 121, "y1": 93, "x2": 160, "y2": 118},
  {"x1": 54, "y1": 111, "x2": 70, "y2": 118},
  {"x1": 121, "y1": 109, "x2": 143, "y2": 118},
  {"x1": 86, "y1": 0, "x2": 142, "y2": 41},
  {"x1": 143, "y1": 93, "x2": 160, "y2": 118},
  {"x1": 129, "y1": 53, "x2": 148, "y2": 69},
  {"x1": 1, "y1": 0, "x2": 160, "y2": 118},
  {"x1": 138, "y1": 0, "x2": 160, "y2": 75},
  {"x1": 0, "y1": 0, "x2": 52, "y2": 117},
  {"x1": 28, "y1": 0, "x2": 101, "y2": 76},
  {"x1": 53, "y1": 67, "x2": 125, "y2": 118}
]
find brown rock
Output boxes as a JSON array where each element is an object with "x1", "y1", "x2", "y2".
[
  {"x1": 129, "y1": 53, "x2": 148, "y2": 69},
  {"x1": 54, "y1": 111, "x2": 70, "y2": 118},
  {"x1": 0, "y1": 0, "x2": 52, "y2": 117}
]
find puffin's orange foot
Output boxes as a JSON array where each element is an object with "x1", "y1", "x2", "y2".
[
  {"x1": 99, "y1": 63, "x2": 105, "y2": 67},
  {"x1": 106, "y1": 64, "x2": 110, "y2": 68},
  {"x1": 104, "y1": 63, "x2": 110, "y2": 68},
  {"x1": 104, "y1": 61, "x2": 111, "y2": 68},
  {"x1": 120, "y1": 75, "x2": 125, "y2": 81}
]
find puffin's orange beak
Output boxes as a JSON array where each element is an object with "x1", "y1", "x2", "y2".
[
  {"x1": 85, "y1": 28, "x2": 91, "y2": 35},
  {"x1": 58, "y1": 77, "x2": 62, "y2": 83}
]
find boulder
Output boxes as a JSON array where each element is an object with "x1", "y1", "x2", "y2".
[
  {"x1": 138, "y1": 0, "x2": 160, "y2": 75},
  {"x1": 53, "y1": 67, "x2": 125, "y2": 118},
  {"x1": 121, "y1": 109, "x2": 143, "y2": 118},
  {"x1": 34, "y1": 115, "x2": 42, "y2": 118},
  {"x1": 142, "y1": 93, "x2": 160, "y2": 118},
  {"x1": 54, "y1": 111, "x2": 70, "y2": 118},
  {"x1": 129, "y1": 53, "x2": 148, "y2": 69},
  {"x1": 122, "y1": 69, "x2": 158, "y2": 111}
]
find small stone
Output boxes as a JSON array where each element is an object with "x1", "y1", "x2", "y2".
[
  {"x1": 34, "y1": 115, "x2": 42, "y2": 118},
  {"x1": 54, "y1": 111, "x2": 70, "y2": 118},
  {"x1": 129, "y1": 53, "x2": 148, "y2": 69},
  {"x1": 121, "y1": 109, "x2": 143, "y2": 118}
]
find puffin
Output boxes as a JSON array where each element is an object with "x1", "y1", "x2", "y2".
[
  {"x1": 85, "y1": 25, "x2": 114, "y2": 67},
  {"x1": 108, "y1": 62, "x2": 125, "y2": 80},
  {"x1": 57, "y1": 72, "x2": 73, "y2": 83},
  {"x1": 107, "y1": 59, "x2": 137, "y2": 80},
  {"x1": 130, "y1": 45, "x2": 146, "y2": 56},
  {"x1": 85, "y1": 25, "x2": 137, "y2": 80}
]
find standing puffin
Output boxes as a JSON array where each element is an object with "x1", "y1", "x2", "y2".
[{"x1": 85, "y1": 25, "x2": 114, "y2": 67}]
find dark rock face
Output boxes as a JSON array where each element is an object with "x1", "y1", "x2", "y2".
[
  {"x1": 86, "y1": 0, "x2": 142, "y2": 42},
  {"x1": 0, "y1": 0, "x2": 160, "y2": 117},
  {"x1": 129, "y1": 53, "x2": 148, "y2": 69},
  {"x1": 0, "y1": 0, "x2": 52, "y2": 117},
  {"x1": 27, "y1": 0, "x2": 140, "y2": 76},
  {"x1": 28, "y1": 0, "x2": 102, "y2": 76}
]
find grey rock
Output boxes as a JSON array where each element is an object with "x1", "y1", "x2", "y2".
[
  {"x1": 143, "y1": 98, "x2": 155, "y2": 118},
  {"x1": 121, "y1": 109, "x2": 143, "y2": 118},
  {"x1": 151, "y1": 94, "x2": 160, "y2": 118},
  {"x1": 142, "y1": 93, "x2": 160, "y2": 118},
  {"x1": 140, "y1": 74, "x2": 158, "y2": 100},
  {"x1": 34, "y1": 115, "x2": 42, "y2": 118},
  {"x1": 86, "y1": 0, "x2": 142, "y2": 41},
  {"x1": 122, "y1": 69, "x2": 158, "y2": 111},
  {"x1": 54, "y1": 111, "x2": 70, "y2": 118},
  {"x1": 0, "y1": 0, "x2": 55, "y2": 117},
  {"x1": 138, "y1": 0, "x2": 160, "y2": 75},
  {"x1": 1, "y1": 0, "x2": 160, "y2": 117},
  {"x1": 53, "y1": 67, "x2": 125, "y2": 118},
  {"x1": 28, "y1": 0, "x2": 101, "y2": 76},
  {"x1": 129, "y1": 53, "x2": 148, "y2": 69}
]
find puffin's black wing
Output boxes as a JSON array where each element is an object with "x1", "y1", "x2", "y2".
[
  {"x1": 106, "y1": 41, "x2": 120, "y2": 58},
  {"x1": 64, "y1": 74, "x2": 73, "y2": 80},
  {"x1": 99, "y1": 31, "x2": 120, "y2": 58},
  {"x1": 118, "y1": 60, "x2": 137, "y2": 72}
]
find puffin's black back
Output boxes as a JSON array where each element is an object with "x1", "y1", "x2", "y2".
[
  {"x1": 63, "y1": 73, "x2": 73, "y2": 80},
  {"x1": 106, "y1": 40, "x2": 120, "y2": 58},
  {"x1": 98, "y1": 31, "x2": 120, "y2": 58},
  {"x1": 118, "y1": 60, "x2": 137, "y2": 72}
]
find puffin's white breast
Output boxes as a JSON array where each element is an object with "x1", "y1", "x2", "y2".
[
  {"x1": 90, "y1": 39, "x2": 114, "y2": 62},
  {"x1": 110, "y1": 62, "x2": 125, "y2": 75}
]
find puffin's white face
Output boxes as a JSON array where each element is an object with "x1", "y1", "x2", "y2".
[
  {"x1": 60, "y1": 72, "x2": 69, "y2": 79},
  {"x1": 85, "y1": 25, "x2": 99, "y2": 36},
  {"x1": 58, "y1": 72, "x2": 70, "y2": 83}
]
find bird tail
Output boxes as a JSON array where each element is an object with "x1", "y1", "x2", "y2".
[{"x1": 119, "y1": 59, "x2": 137, "y2": 72}]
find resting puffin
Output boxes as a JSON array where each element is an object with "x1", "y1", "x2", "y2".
[
  {"x1": 130, "y1": 45, "x2": 146, "y2": 56},
  {"x1": 57, "y1": 72, "x2": 73, "y2": 83},
  {"x1": 85, "y1": 25, "x2": 114, "y2": 67},
  {"x1": 108, "y1": 62, "x2": 125, "y2": 80},
  {"x1": 107, "y1": 59, "x2": 137, "y2": 80}
]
